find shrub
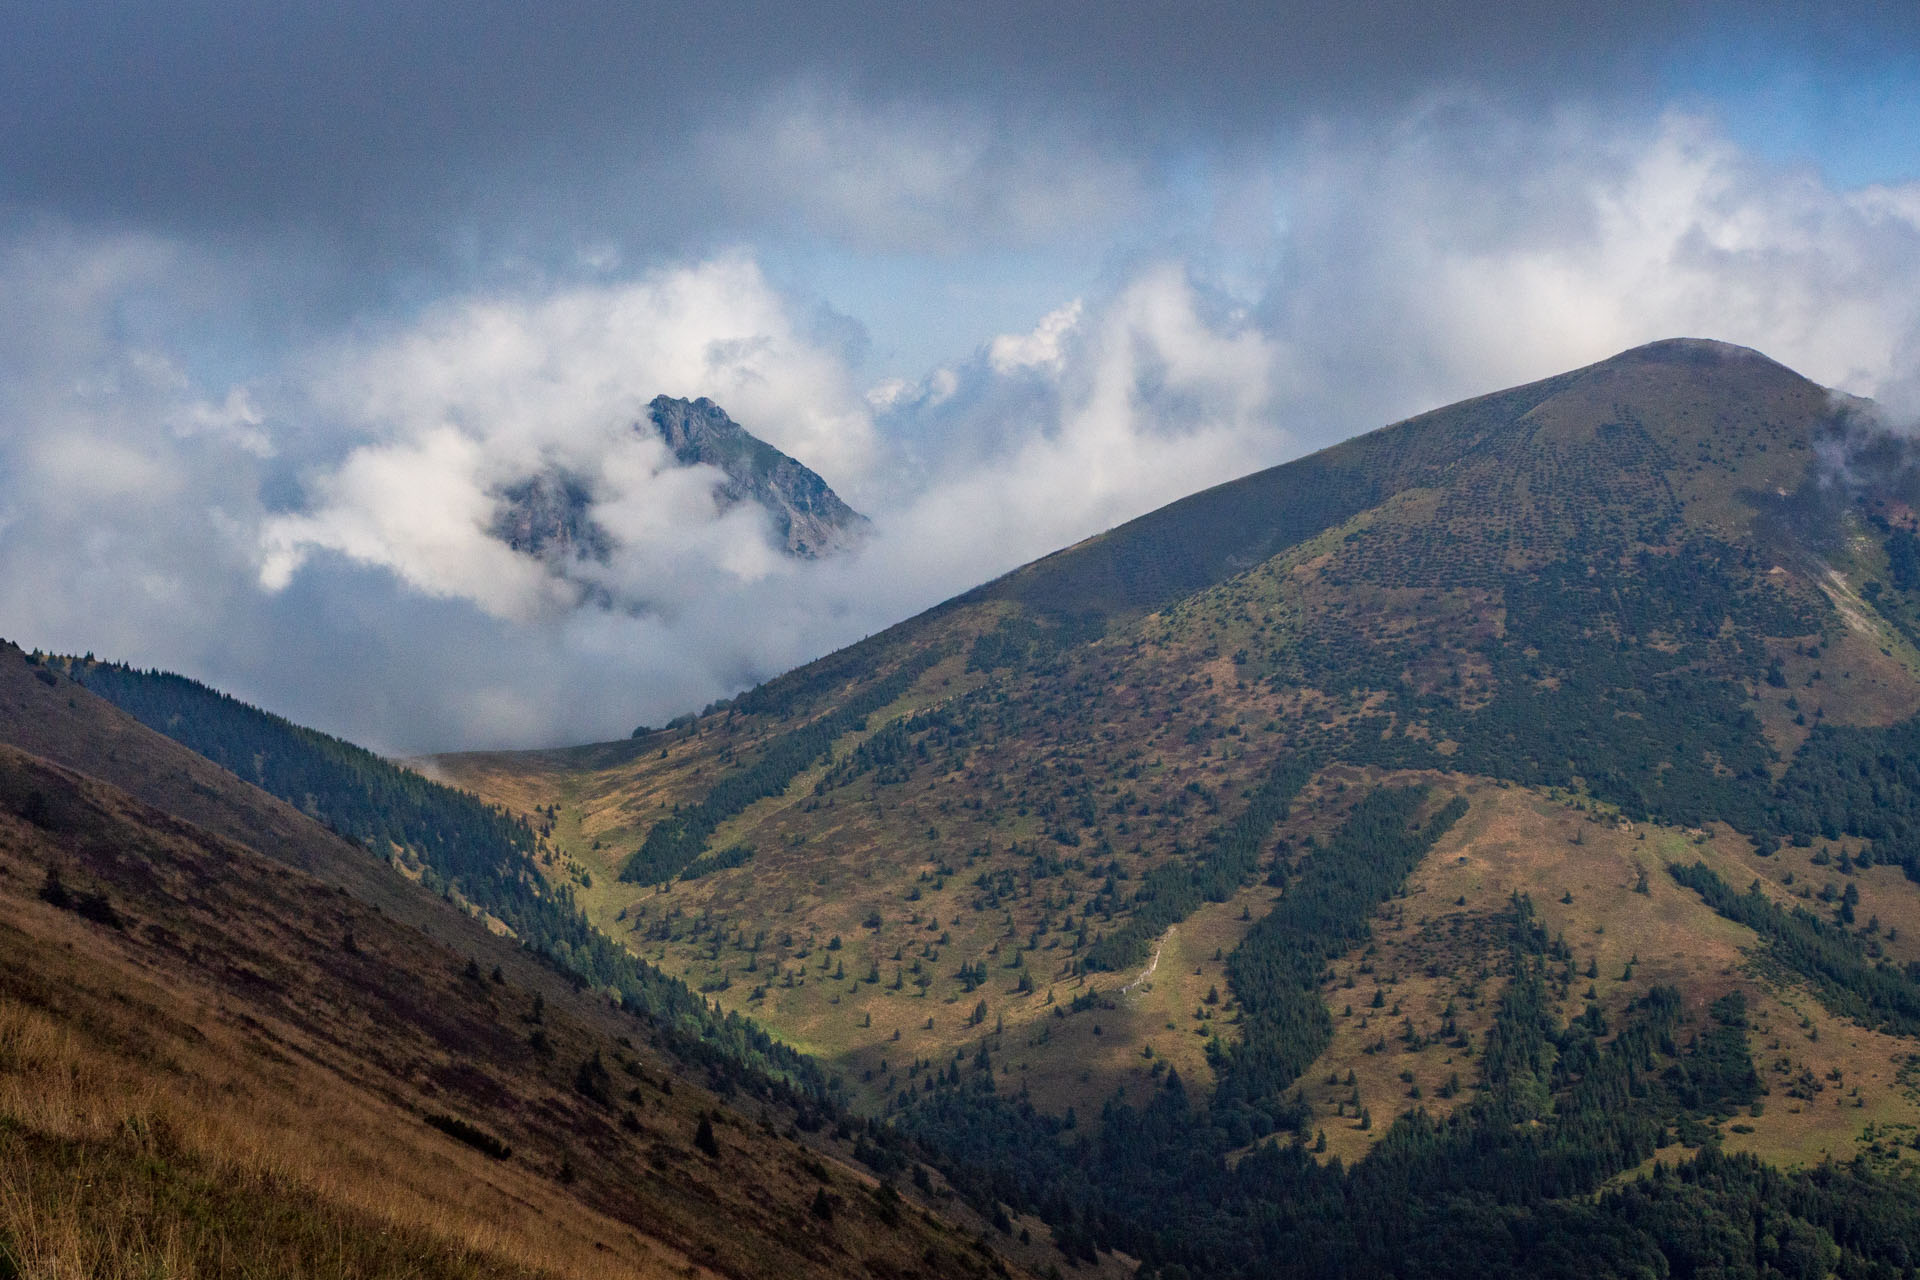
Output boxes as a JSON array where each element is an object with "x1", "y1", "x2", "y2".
[{"x1": 423, "y1": 1113, "x2": 511, "y2": 1160}]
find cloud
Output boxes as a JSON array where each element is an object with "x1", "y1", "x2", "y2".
[
  {"x1": 256, "y1": 255, "x2": 880, "y2": 622},
  {"x1": 989, "y1": 300, "x2": 1082, "y2": 375},
  {"x1": 309, "y1": 255, "x2": 874, "y2": 476},
  {"x1": 1253, "y1": 104, "x2": 1920, "y2": 441},
  {"x1": 163, "y1": 382, "x2": 272, "y2": 456},
  {"x1": 7, "y1": 101, "x2": 1920, "y2": 755},
  {"x1": 258, "y1": 427, "x2": 560, "y2": 614},
  {"x1": 0, "y1": 2, "x2": 1689, "y2": 230},
  {"x1": 830, "y1": 264, "x2": 1291, "y2": 615},
  {"x1": 0, "y1": 229, "x2": 272, "y2": 677},
  {"x1": 698, "y1": 89, "x2": 1142, "y2": 253},
  {"x1": 1, "y1": 234, "x2": 1288, "y2": 752},
  {"x1": 247, "y1": 255, "x2": 1284, "y2": 680},
  {"x1": 13, "y1": 1, "x2": 1912, "y2": 295}
]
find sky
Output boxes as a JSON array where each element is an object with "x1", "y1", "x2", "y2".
[{"x1": 4, "y1": 2, "x2": 1920, "y2": 754}]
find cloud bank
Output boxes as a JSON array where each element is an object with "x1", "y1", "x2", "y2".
[{"x1": 4, "y1": 84, "x2": 1920, "y2": 752}]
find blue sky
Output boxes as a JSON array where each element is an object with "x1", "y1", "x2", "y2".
[
  {"x1": 3, "y1": 2, "x2": 1919, "y2": 751},
  {"x1": 1668, "y1": 43, "x2": 1920, "y2": 189}
]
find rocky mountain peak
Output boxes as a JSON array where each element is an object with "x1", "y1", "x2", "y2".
[
  {"x1": 487, "y1": 397, "x2": 871, "y2": 577},
  {"x1": 488, "y1": 471, "x2": 610, "y2": 564},
  {"x1": 645, "y1": 396, "x2": 870, "y2": 559}
]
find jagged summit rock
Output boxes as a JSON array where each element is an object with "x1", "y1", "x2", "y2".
[
  {"x1": 646, "y1": 396, "x2": 870, "y2": 559},
  {"x1": 488, "y1": 397, "x2": 871, "y2": 573},
  {"x1": 489, "y1": 471, "x2": 610, "y2": 564}
]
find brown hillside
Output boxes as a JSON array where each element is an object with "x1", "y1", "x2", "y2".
[{"x1": 0, "y1": 647, "x2": 1036, "y2": 1279}]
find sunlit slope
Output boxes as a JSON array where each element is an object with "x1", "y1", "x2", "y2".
[
  {"x1": 423, "y1": 340, "x2": 1920, "y2": 1120},
  {"x1": 1270, "y1": 768, "x2": 1920, "y2": 1172}
]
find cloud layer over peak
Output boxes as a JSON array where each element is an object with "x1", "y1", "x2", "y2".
[
  {"x1": 254, "y1": 258, "x2": 880, "y2": 621},
  {"x1": 4, "y1": 9, "x2": 1920, "y2": 753}
]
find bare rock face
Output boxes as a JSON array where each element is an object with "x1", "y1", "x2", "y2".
[
  {"x1": 646, "y1": 396, "x2": 870, "y2": 559},
  {"x1": 487, "y1": 399, "x2": 869, "y2": 572},
  {"x1": 489, "y1": 472, "x2": 611, "y2": 564}
]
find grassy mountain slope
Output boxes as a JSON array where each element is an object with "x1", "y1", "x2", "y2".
[
  {"x1": 49, "y1": 652, "x2": 825, "y2": 1098},
  {"x1": 429, "y1": 339, "x2": 1920, "y2": 1103},
  {"x1": 0, "y1": 645, "x2": 1038, "y2": 1279},
  {"x1": 426, "y1": 339, "x2": 1920, "y2": 1275}
]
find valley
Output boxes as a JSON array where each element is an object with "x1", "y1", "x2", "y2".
[
  {"x1": 416, "y1": 340, "x2": 1920, "y2": 1275},
  {"x1": 430, "y1": 341, "x2": 1920, "y2": 1135},
  {"x1": 20, "y1": 339, "x2": 1920, "y2": 1277}
]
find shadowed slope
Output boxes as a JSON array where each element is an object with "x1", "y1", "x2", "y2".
[{"x1": 0, "y1": 645, "x2": 1037, "y2": 1279}]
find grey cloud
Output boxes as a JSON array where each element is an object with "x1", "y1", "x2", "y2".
[
  {"x1": 6, "y1": 1, "x2": 1905, "y2": 251},
  {"x1": 8, "y1": 82, "x2": 1920, "y2": 754},
  {"x1": 693, "y1": 86, "x2": 1146, "y2": 253}
]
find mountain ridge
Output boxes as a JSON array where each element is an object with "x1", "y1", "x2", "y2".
[
  {"x1": 28, "y1": 338, "x2": 1920, "y2": 1278},
  {"x1": 0, "y1": 641, "x2": 1057, "y2": 1278},
  {"x1": 959, "y1": 336, "x2": 1823, "y2": 618},
  {"x1": 422, "y1": 336, "x2": 1920, "y2": 1276},
  {"x1": 648, "y1": 395, "x2": 871, "y2": 559}
]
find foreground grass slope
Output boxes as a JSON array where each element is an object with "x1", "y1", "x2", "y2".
[{"x1": 0, "y1": 647, "x2": 1033, "y2": 1280}]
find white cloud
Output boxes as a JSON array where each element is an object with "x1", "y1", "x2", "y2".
[
  {"x1": 9, "y1": 106, "x2": 1920, "y2": 755},
  {"x1": 851, "y1": 266, "x2": 1288, "y2": 596},
  {"x1": 258, "y1": 427, "x2": 556, "y2": 612},
  {"x1": 308, "y1": 253, "x2": 876, "y2": 483},
  {"x1": 258, "y1": 255, "x2": 881, "y2": 620},
  {"x1": 988, "y1": 300, "x2": 1083, "y2": 375},
  {"x1": 1262, "y1": 105, "x2": 1920, "y2": 437},
  {"x1": 166, "y1": 384, "x2": 272, "y2": 456},
  {"x1": 866, "y1": 367, "x2": 959, "y2": 414},
  {"x1": 0, "y1": 230, "x2": 273, "y2": 680},
  {"x1": 698, "y1": 86, "x2": 1143, "y2": 252}
]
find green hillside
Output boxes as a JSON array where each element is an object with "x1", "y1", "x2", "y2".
[{"x1": 429, "y1": 339, "x2": 1920, "y2": 1277}]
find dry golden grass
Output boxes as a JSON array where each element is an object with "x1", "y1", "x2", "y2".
[
  {"x1": 0, "y1": 735, "x2": 1029, "y2": 1280},
  {"x1": 1747, "y1": 586, "x2": 1920, "y2": 766},
  {"x1": 0, "y1": 894, "x2": 657, "y2": 1280}
]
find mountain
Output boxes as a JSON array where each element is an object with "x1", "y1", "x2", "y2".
[
  {"x1": 491, "y1": 470, "x2": 612, "y2": 564},
  {"x1": 0, "y1": 643, "x2": 1052, "y2": 1278},
  {"x1": 647, "y1": 395, "x2": 871, "y2": 559},
  {"x1": 423, "y1": 339, "x2": 1920, "y2": 1276},
  {"x1": 487, "y1": 396, "x2": 869, "y2": 578}
]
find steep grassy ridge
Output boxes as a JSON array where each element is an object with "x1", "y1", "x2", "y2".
[{"x1": 0, "y1": 648, "x2": 1036, "y2": 1279}]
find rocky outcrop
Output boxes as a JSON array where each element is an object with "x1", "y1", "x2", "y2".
[
  {"x1": 488, "y1": 398, "x2": 869, "y2": 572},
  {"x1": 489, "y1": 471, "x2": 611, "y2": 564},
  {"x1": 646, "y1": 396, "x2": 870, "y2": 559}
]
